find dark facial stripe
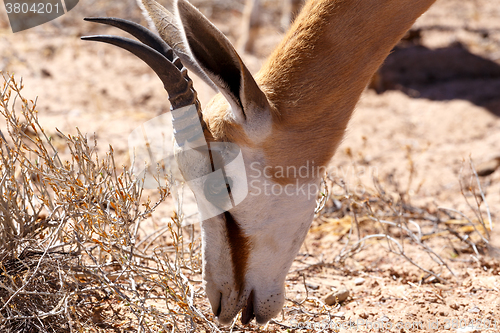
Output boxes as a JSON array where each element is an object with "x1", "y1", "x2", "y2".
[{"x1": 223, "y1": 211, "x2": 250, "y2": 293}]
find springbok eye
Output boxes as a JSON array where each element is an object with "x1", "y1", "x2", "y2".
[{"x1": 203, "y1": 173, "x2": 233, "y2": 208}]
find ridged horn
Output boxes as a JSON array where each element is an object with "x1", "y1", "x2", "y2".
[
  {"x1": 81, "y1": 18, "x2": 195, "y2": 111},
  {"x1": 83, "y1": 18, "x2": 178, "y2": 66},
  {"x1": 81, "y1": 17, "x2": 207, "y2": 144}
]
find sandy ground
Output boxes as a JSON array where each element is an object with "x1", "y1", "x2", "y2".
[{"x1": 1, "y1": 0, "x2": 500, "y2": 331}]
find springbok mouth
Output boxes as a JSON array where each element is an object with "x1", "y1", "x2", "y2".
[{"x1": 241, "y1": 290, "x2": 255, "y2": 325}]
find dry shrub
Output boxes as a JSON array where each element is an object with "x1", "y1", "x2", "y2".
[{"x1": 0, "y1": 73, "x2": 217, "y2": 332}]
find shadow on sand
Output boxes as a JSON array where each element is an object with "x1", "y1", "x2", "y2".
[{"x1": 371, "y1": 41, "x2": 500, "y2": 116}]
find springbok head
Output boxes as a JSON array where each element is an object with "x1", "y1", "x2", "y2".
[{"x1": 83, "y1": 0, "x2": 436, "y2": 325}]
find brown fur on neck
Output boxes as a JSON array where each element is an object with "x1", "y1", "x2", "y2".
[{"x1": 205, "y1": 0, "x2": 436, "y2": 184}]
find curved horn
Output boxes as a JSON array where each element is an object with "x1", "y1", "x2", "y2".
[
  {"x1": 81, "y1": 34, "x2": 193, "y2": 109},
  {"x1": 84, "y1": 16, "x2": 218, "y2": 92},
  {"x1": 81, "y1": 18, "x2": 206, "y2": 145},
  {"x1": 83, "y1": 18, "x2": 178, "y2": 65}
]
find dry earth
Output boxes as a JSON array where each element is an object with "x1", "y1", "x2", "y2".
[{"x1": 1, "y1": 0, "x2": 500, "y2": 332}]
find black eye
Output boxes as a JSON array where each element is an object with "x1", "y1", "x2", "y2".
[{"x1": 203, "y1": 174, "x2": 233, "y2": 208}]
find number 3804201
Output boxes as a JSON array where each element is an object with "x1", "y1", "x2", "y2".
[{"x1": 5, "y1": 2, "x2": 60, "y2": 14}]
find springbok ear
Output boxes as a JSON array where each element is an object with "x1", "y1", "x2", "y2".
[
  {"x1": 175, "y1": 0, "x2": 270, "y2": 125},
  {"x1": 138, "y1": 0, "x2": 218, "y2": 92}
]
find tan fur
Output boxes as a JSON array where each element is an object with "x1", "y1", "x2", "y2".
[
  {"x1": 203, "y1": 94, "x2": 254, "y2": 148},
  {"x1": 245, "y1": 0, "x2": 436, "y2": 184},
  {"x1": 207, "y1": 0, "x2": 436, "y2": 184}
]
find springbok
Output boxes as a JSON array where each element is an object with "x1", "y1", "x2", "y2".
[
  {"x1": 82, "y1": 0, "x2": 436, "y2": 325},
  {"x1": 239, "y1": 0, "x2": 304, "y2": 53}
]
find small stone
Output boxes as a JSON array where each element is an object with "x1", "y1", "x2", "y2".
[
  {"x1": 354, "y1": 277, "x2": 366, "y2": 286},
  {"x1": 324, "y1": 288, "x2": 350, "y2": 305},
  {"x1": 467, "y1": 306, "x2": 481, "y2": 313},
  {"x1": 306, "y1": 283, "x2": 319, "y2": 290}
]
